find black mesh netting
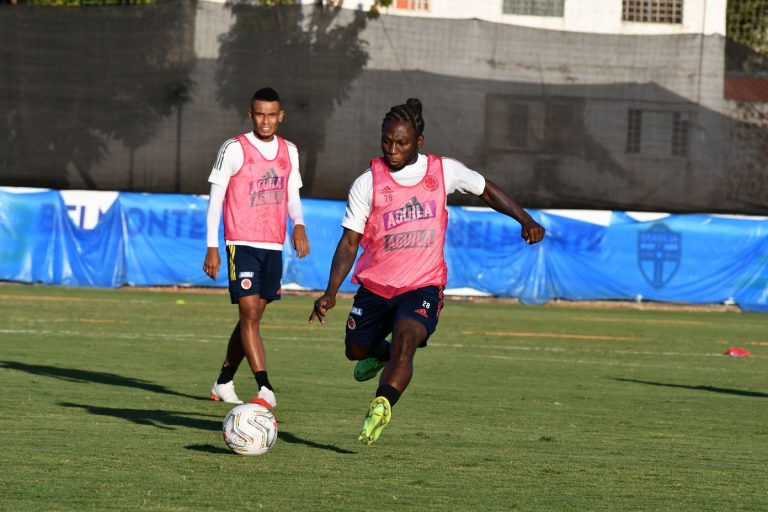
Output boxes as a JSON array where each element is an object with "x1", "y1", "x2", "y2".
[{"x1": 1, "y1": 1, "x2": 767, "y2": 213}]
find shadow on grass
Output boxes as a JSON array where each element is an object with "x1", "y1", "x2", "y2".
[
  {"x1": 185, "y1": 432, "x2": 356, "y2": 456},
  {"x1": 186, "y1": 443, "x2": 232, "y2": 455},
  {"x1": 2, "y1": 360, "x2": 206, "y2": 401},
  {"x1": 612, "y1": 377, "x2": 768, "y2": 398},
  {"x1": 59, "y1": 402, "x2": 222, "y2": 431},
  {"x1": 278, "y1": 430, "x2": 356, "y2": 454},
  {"x1": 58, "y1": 402, "x2": 358, "y2": 454}
]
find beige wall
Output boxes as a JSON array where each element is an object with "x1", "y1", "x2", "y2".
[{"x1": 309, "y1": 0, "x2": 727, "y2": 35}]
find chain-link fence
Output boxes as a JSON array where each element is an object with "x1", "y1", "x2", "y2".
[{"x1": 1, "y1": 1, "x2": 766, "y2": 213}]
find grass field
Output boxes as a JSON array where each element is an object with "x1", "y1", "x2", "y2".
[{"x1": 0, "y1": 283, "x2": 767, "y2": 511}]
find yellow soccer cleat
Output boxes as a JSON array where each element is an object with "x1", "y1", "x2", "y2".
[{"x1": 358, "y1": 396, "x2": 391, "y2": 445}]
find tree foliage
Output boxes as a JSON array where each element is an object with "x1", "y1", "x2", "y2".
[
  {"x1": 0, "y1": 2, "x2": 193, "y2": 188},
  {"x1": 216, "y1": 1, "x2": 378, "y2": 193},
  {"x1": 727, "y1": 0, "x2": 768, "y2": 56}
]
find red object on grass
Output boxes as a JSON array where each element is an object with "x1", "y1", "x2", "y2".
[{"x1": 724, "y1": 347, "x2": 752, "y2": 357}]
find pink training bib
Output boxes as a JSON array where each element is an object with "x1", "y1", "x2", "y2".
[
  {"x1": 352, "y1": 154, "x2": 448, "y2": 299},
  {"x1": 223, "y1": 135, "x2": 291, "y2": 244}
]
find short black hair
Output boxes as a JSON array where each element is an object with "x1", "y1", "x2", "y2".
[
  {"x1": 381, "y1": 98, "x2": 425, "y2": 136},
  {"x1": 252, "y1": 87, "x2": 281, "y2": 103}
]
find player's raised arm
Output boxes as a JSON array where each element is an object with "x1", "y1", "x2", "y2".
[
  {"x1": 309, "y1": 228, "x2": 363, "y2": 324},
  {"x1": 478, "y1": 179, "x2": 545, "y2": 245}
]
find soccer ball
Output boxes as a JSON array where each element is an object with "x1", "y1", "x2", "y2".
[{"x1": 222, "y1": 403, "x2": 278, "y2": 456}]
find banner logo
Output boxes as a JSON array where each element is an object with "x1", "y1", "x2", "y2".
[{"x1": 637, "y1": 223, "x2": 681, "y2": 289}]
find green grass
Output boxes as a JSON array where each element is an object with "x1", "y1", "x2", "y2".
[{"x1": 0, "y1": 283, "x2": 767, "y2": 511}]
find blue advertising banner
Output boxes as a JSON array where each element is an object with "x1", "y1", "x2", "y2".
[{"x1": 1, "y1": 190, "x2": 767, "y2": 312}]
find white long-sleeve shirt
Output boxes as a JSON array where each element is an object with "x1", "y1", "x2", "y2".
[{"x1": 206, "y1": 132, "x2": 304, "y2": 250}]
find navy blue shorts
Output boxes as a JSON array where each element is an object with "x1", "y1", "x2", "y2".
[
  {"x1": 345, "y1": 285, "x2": 444, "y2": 349},
  {"x1": 226, "y1": 245, "x2": 282, "y2": 304}
]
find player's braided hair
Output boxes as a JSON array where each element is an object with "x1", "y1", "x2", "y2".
[{"x1": 382, "y1": 98, "x2": 425, "y2": 136}]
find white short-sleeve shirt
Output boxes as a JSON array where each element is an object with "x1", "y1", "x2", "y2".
[{"x1": 341, "y1": 154, "x2": 486, "y2": 234}]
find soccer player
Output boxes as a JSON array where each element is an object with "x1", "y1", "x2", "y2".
[
  {"x1": 203, "y1": 87, "x2": 309, "y2": 409},
  {"x1": 308, "y1": 98, "x2": 544, "y2": 445}
]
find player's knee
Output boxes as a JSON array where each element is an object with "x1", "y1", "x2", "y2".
[
  {"x1": 394, "y1": 327, "x2": 423, "y2": 346},
  {"x1": 393, "y1": 319, "x2": 427, "y2": 349},
  {"x1": 390, "y1": 335, "x2": 420, "y2": 359},
  {"x1": 239, "y1": 304, "x2": 265, "y2": 322},
  {"x1": 238, "y1": 295, "x2": 266, "y2": 321},
  {"x1": 239, "y1": 309, "x2": 264, "y2": 323}
]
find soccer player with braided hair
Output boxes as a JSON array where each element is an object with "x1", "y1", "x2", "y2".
[{"x1": 309, "y1": 98, "x2": 544, "y2": 445}]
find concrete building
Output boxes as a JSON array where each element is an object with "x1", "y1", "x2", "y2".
[{"x1": 339, "y1": 0, "x2": 726, "y2": 36}]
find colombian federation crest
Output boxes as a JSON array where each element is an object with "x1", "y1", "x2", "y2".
[
  {"x1": 637, "y1": 223, "x2": 681, "y2": 289},
  {"x1": 422, "y1": 175, "x2": 439, "y2": 191}
]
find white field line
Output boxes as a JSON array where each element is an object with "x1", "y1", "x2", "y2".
[
  {"x1": 480, "y1": 353, "x2": 763, "y2": 372},
  {"x1": 0, "y1": 328, "x2": 736, "y2": 358},
  {"x1": 486, "y1": 354, "x2": 719, "y2": 369},
  {"x1": 486, "y1": 354, "x2": 658, "y2": 368},
  {"x1": 427, "y1": 342, "x2": 728, "y2": 359},
  {"x1": 568, "y1": 316, "x2": 715, "y2": 326},
  {"x1": 0, "y1": 328, "x2": 340, "y2": 344}
]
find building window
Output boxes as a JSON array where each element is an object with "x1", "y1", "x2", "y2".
[
  {"x1": 671, "y1": 112, "x2": 689, "y2": 156},
  {"x1": 622, "y1": 0, "x2": 683, "y2": 24},
  {"x1": 545, "y1": 100, "x2": 582, "y2": 154},
  {"x1": 394, "y1": 0, "x2": 429, "y2": 10},
  {"x1": 626, "y1": 109, "x2": 642, "y2": 154},
  {"x1": 502, "y1": 0, "x2": 565, "y2": 17},
  {"x1": 485, "y1": 95, "x2": 583, "y2": 154},
  {"x1": 625, "y1": 108, "x2": 690, "y2": 157},
  {"x1": 485, "y1": 99, "x2": 531, "y2": 150},
  {"x1": 507, "y1": 102, "x2": 530, "y2": 148}
]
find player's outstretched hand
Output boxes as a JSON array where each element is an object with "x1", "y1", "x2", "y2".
[
  {"x1": 309, "y1": 294, "x2": 336, "y2": 325},
  {"x1": 292, "y1": 224, "x2": 310, "y2": 259},
  {"x1": 521, "y1": 220, "x2": 545, "y2": 245}
]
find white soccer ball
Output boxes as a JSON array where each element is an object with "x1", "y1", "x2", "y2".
[{"x1": 222, "y1": 403, "x2": 278, "y2": 456}]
